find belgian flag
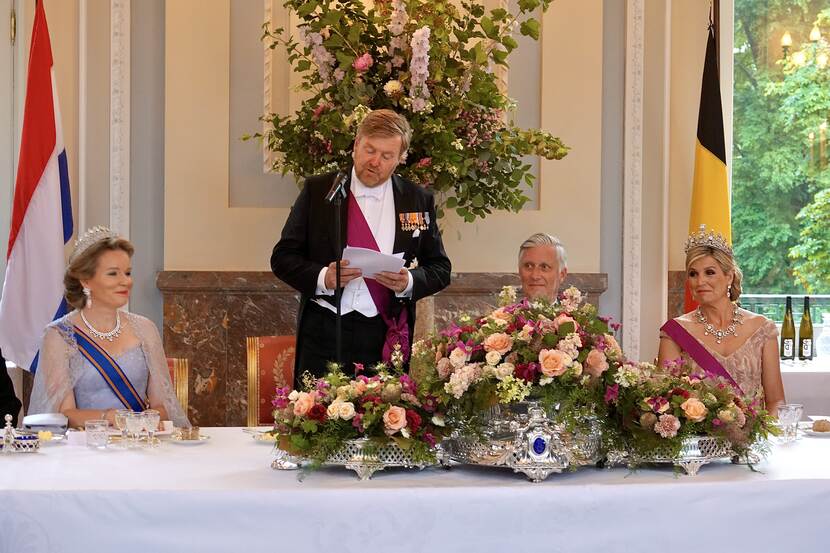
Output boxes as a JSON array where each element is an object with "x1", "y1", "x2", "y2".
[{"x1": 685, "y1": 23, "x2": 732, "y2": 312}]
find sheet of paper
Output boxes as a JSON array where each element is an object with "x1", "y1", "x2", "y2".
[{"x1": 342, "y1": 246, "x2": 405, "y2": 278}]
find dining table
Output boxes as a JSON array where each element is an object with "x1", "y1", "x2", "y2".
[{"x1": 1, "y1": 426, "x2": 828, "y2": 553}]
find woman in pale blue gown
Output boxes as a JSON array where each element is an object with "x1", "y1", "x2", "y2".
[{"x1": 29, "y1": 227, "x2": 188, "y2": 428}]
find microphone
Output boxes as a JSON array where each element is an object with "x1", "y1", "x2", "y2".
[{"x1": 325, "y1": 170, "x2": 350, "y2": 204}]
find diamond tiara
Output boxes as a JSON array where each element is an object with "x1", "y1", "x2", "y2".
[
  {"x1": 684, "y1": 224, "x2": 732, "y2": 256},
  {"x1": 69, "y1": 226, "x2": 120, "y2": 262}
]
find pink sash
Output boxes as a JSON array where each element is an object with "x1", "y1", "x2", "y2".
[
  {"x1": 661, "y1": 319, "x2": 743, "y2": 394},
  {"x1": 347, "y1": 193, "x2": 410, "y2": 362}
]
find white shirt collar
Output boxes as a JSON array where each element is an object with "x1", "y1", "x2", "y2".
[{"x1": 350, "y1": 167, "x2": 391, "y2": 199}]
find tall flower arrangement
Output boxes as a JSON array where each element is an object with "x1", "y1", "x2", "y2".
[
  {"x1": 409, "y1": 286, "x2": 625, "y2": 433},
  {"x1": 258, "y1": 0, "x2": 569, "y2": 221}
]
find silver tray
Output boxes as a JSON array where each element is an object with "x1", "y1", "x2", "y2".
[
  {"x1": 447, "y1": 403, "x2": 602, "y2": 482},
  {"x1": 272, "y1": 438, "x2": 448, "y2": 480},
  {"x1": 608, "y1": 435, "x2": 735, "y2": 476}
]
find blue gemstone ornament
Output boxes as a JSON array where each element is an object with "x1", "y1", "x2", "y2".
[{"x1": 532, "y1": 436, "x2": 546, "y2": 455}]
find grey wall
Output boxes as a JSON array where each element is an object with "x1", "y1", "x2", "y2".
[
  {"x1": 129, "y1": 0, "x2": 165, "y2": 329},
  {"x1": 599, "y1": 0, "x2": 624, "y2": 326}
]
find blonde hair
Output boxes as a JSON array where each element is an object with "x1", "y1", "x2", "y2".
[
  {"x1": 685, "y1": 245, "x2": 743, "y2": 301},
  {"x1": 64, "y1": 237, "x2": 135, "y2": 310},
  {"x1": 355, "y1": 109, "x2": 412, "y2": 157}
]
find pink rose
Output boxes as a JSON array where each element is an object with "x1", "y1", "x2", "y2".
[
  {"x1": 538, "y1": 349, "x2": 569, "y2": 377},
  {"x1": 584, "y1": 349, "x2": 609, "y2": 378},
  {"x1": 353, "y1": 52, "x2": 374, "y2": 73},
  {"x1": 553, "y1": 314, "x2": 579, "y2": 332},
  {"x1": 383, "y1": 406, "x2": 408, "y2": 434},
  {"x1": 416, "y1": 157, "x2": 432, "y2": 168},
  {"x1": 292, "y1": 392, "x2": 315, "y2": 417},
  {"x1": 436, "y1": 357, "x2": 453, "y2": 379},
  {"x1": 483, "y1": 333, "x2": 513, "y2": 355}
]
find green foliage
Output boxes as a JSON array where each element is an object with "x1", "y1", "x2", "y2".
[
  {"x1": 732, "y1": 1, "x2": 830, "y2": 292},
  {"x1": 254, "y1": 0, "x2": 568, "y2": 221}
]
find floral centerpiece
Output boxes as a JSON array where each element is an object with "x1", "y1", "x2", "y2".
[
  {"x1": 409, "y1": 286, "x2": 625, "y2": 439},
  {"x1": 256, "y1": 0, "x2": 569, "y2": 221},
  {"x1": 272, "y1": 358, "x2": 449, "y2": 466},
  {"x1": 606, "y1": 358, "x2": 776, "y2": 460}
]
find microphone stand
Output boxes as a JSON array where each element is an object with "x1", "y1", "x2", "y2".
[
  {"x1": 326, "y1": 170, "x2": 349, "y2": 366},
  {"x1": 333, "y1": 193, "x2": 343, "y2": 366}
]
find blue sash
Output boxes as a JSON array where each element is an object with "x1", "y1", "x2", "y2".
[{"x1": 74, "y1": 326, "x2": 147, "y2": 412}]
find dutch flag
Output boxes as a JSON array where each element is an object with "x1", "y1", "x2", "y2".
[{"x1": 0, "y1": 0, "x2": 73, "y2": 372}]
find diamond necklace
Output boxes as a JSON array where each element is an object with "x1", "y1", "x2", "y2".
[
  {"x1": 696, "y1": 304, "x2": 742, "y2": 344},
  {"x1": 80, "y1": 310, "x2": 122, "y2": 342}
]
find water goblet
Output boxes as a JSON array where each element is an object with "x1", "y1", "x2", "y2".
[
  {"x1": 114, "y1": 409, "x2": 132, "y2": 448},
  {"x1": 124, "y1": 412, "x2": 145, "y2": 448},
  {"x1": 85, "y1": 419, "x2": 109, "y2": 450},
  {"x1": 776, "y1": 404, "x2": 803, "y2": 443},
  {"x1": 143, "y1": 409, "x2": 161, "y2": 448}
]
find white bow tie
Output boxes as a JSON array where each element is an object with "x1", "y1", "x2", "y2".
[{"x1": 353, "y1": 184, "x2": 385, "y2": 200}]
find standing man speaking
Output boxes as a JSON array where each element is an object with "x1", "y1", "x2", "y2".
[{"x1": 271, "y1": 110, "x2": 451, "y2": 386}]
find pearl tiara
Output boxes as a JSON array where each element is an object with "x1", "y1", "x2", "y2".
[
  {"x1": 684, "y1": 224, "x2": 732, "y2": 256},
  {"x1": 69, "y1": 226, "x2": 120, "y2": 262}
]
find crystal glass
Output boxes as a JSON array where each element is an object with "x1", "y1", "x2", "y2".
[
  {"x1": 114, "y1": 409, "x2": 132, "y2": 448},
  {"x1": 85, "y1": 419, "x2": 109, "y2": 450},
  {"x1": 143, "y1": 409, "x2": 161, "y2": 448},
  {"x1": 776, "y1": 403, "x2": 803, "y2": 442},
  {"x1": 124, "y1": 412, "x2": 145, "y2": 448}
]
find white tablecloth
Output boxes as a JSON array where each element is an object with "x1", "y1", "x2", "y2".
[{"x1": 1, "y1": 427, "x2": 828, "y2": 553}]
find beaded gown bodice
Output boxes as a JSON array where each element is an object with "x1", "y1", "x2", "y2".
[{"x1": 661, "y1": 318, "x2": 778, "y2": 400}]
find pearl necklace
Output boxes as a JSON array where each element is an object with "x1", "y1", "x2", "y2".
[
  {"x1": 696, "y1": 304, "x2": 742, "y2": 344},
  {"x1": 80, "y1": 310, "x2": 122, "y2": 342}
]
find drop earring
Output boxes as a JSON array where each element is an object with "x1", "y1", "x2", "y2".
[{"x1": 83, "y1": 287, "x2": 92, "y2": 308}]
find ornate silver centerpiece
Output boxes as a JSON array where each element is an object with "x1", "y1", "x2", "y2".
[
  {"x1": 608, "y1": 435, "x2": 735, "y2": 476},
  {"x1": 272, "y1": 438, "x2": 448, "y2": 480},
  {"x1": 447, "y1": 402, "x2": 602, "y2": 482},
  {"x1": 2, "y1": 414, "x2": 40, "y2": 454}
]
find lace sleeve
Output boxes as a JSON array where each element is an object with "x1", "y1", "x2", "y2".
[
  {"x1": 29, "y1": 321, "x2": 78, "y2": 415},
  {"x1": 761, "y1": 318, "x2": 780, "y2": 343},
  {"x1": 128, "y1": 314, "x2": 190, "y2": 428}
]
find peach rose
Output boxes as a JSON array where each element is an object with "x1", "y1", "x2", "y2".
[
  {"x1": 293, "y1": 392, "x2": 315, "y2": 417},
  {"x1": 483, "y1": 333, "x2": 513, "y2": 355},
  {"x1": 584, "y1": 349, "x2": 609, "y2": 378},
  {"x1": 490, "y1": 308, "x2": 512, "y2": 323},
  {"x1": 485, "y1": 350, "x2": 502, "y2": 366},
  {"x1": 538, "y1": 349, "x2": 569, "y2": 377},
  {"x1": 383, "y1": 406, "x2": 408, "y2": 434},
  {"x1": 352, "y1": 380, "x2": 368, "y2": 395},
  {"x1": 338, "y1": 402, "x2": 356, "y2": 421},
  {"x1": 449, "y1": 347, "x2": 469, "y2": 369},
  {"x1": 681, "y1": 398, "x2": 708, "y2": 422},
  {"x1": 327, "y1": 401, "x2": 342, "y2": 419}
]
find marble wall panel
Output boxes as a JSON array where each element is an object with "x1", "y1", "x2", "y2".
[
  {"x1": 668, "y1": 270, "x2": 686, "y2": 319},
  {"x1": 158, "y1": 271, "x2": 607, "y2": 426}
]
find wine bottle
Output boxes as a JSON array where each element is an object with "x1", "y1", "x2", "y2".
[
  {"x1": 798, "y1": 296, "x2": 814, "y2": 361},
  {"x1": 780, "y1": 296, "x2": 795, "y2": 360}
]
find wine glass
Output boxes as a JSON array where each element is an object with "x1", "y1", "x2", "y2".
[
  {"x1": 125, "y1": 412, "x2": 145, "y2": 448},
  {"x1": 114, "y1": 409, "x2": 132, "y2": 448},
  {"x1": 143, "y1": 409, "x2": 161, "y2": 448}
]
